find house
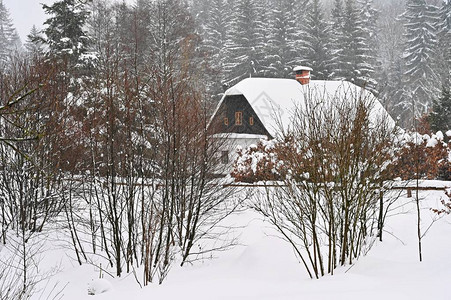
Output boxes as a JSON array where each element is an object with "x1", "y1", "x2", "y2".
[{"x1": 209, "y1": 67, "x2": 395, "y2": 173}]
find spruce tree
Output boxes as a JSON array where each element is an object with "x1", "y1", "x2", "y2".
[
  {"x1": 329, "y1": 0, "x2": 346, "y2": 79},
  {"x1": 401, "y1": 0, "x2": 440, "y2": 122},
  {"x1": 254, "y1": 0, "x2": 270, "y2": 73},
  {"x1": 429, "y1": 86, "x2": 451, "y2": 132},
  {"x1": 340, "y1": 0, "x2": 361, "y2": 81},
  {"x1": 263, "y1": 0, "x2": 300, "y2": 78},
  {"x1": 329, "y1": 0, "x2": 378, "y2": 89},
  {"x1": 0, "y1": 1, "x2": 20, "y2": 65},
  {"x1": 190, "y1": 0, "x2": 210, "y2": 22},
  {"x1": 436, "y1": 0, "x2": 451, "y2": 88},
  {"x1": 388, "y1": 58, "x2": 411, "y2": 124},
  {"x1": 376, "y1": 0, "x2": 406, "y2": 124},
  {"x1": 223, "y1": 0, "x2": 266, "y2": 86},
  {"x1": 24, "y1": 25, "x2": 44, "y2": 57},
  {"x1": 42, "y1": 0, "x2": 90, "y2": 66},
  {"x1": 357, "y1": 0, "x2": 379, "y2": 90},
  {"x1": 202, "y1": 0, "x2": 231, "y2": 99},
  {"x1": 302, "y1": 0, "x2": 331, "y2": 80}
]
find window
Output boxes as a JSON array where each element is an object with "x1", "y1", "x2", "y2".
[
  {"x1": 249, "y1": 116, "x2": 254, "y2": 126},
  {"x1": 235, "y1": 111, "x2": 242, "y2": 125},
  {"x1": 221, "y1": 150, "x2": 229, "y2": 164},
  {"x1": 224, "y1": 117, "x2": 229, "y2": 126}
]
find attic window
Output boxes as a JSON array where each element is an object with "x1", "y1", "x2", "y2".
[
  {"x1": 224, "y1": 117, "x2": 229, "y2": 126},
  {"x1": 235, "y1": 111, "x2": 242, "y2": 125},
  {"x1": 249, "y1": 116, "x2": 254, "y2": 126}
]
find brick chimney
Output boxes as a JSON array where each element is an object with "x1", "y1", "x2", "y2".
[{"x1": 293, "y1": 66, "x2": 312, "y2": 85}]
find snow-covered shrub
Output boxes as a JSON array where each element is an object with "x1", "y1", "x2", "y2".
[
  {"x1": 388, "y1": 131, "x2": 451, "y2": 180},
  {"x1": 231, "y1": 138, "x2": 287, "y2": 183},
  {"x1": 236, "y1": 87, "x2": 398, "y2": 278}
]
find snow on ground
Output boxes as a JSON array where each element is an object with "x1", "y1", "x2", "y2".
[{"x1": 32, "y1": 186, "x2": 451, "y2": 300}]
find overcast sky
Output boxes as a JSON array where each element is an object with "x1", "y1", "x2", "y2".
[
  {"x1": 3, "y1": 0, "x2": 55, "y2": 42},
  {"x1": 3, "y1": 0, "x2": 134, "y2": 43}
]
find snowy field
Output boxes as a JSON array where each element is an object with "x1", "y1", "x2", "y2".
[{"x1": 19, "y1": 185, "x2": 451, "y2": 299}]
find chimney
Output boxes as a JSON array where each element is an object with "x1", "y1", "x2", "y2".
[{"x1": 293, "y1": 66, "x2": 313, "y2": 85}]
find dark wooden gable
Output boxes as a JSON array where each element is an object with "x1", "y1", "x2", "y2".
[{"x1": 210, "y1": 94, "x2": 271, "y2": 138}]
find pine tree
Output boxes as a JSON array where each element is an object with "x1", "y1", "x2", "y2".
[
  {"x1": 42, "y1": 0, "x2": 90, "y2": 66},
  {"x1": 357, "y1": 0, "x2": 379, "y2": 90},
  {"x1": 223, "y1": 0, "x2": 266, "y2": 86},
  {"x1": 329, "y1": 0, "x2": 378, "y2": 89},
  {"x1": 429, "y1": 86, "x2": 451, "y2": 132},
  {"x1": 263, "y1": 0, "x2": 300, "y2": 78},
  {"x1": 301, "y1": 0, "x2": 331, "y2": 80},
  {"x1": 0, "y1": 1, "x2": 20, "y2": 65},
  {"x1": 24, "y1": 25, "x2": 44, "y2": 56},
  {"x1": 202, "y1": 0, "x2": 231, "y2": 99},
  {"x1": 376, "y1": 0, "x2": 406, "y2": 123},
  {"x1": 402, "y1": 0, "x2": 440, "y2": 122},
  {"x1": 435, "y1": 0, "x2": 451, "y2": 88},
  {"x1": 387, "y1": 57, "x2": 410, "y2": 124},
  {"x1": 190, "y1": 0, "x2": 210, "y2": 22},
  {"x1": 341, "y1": 0, "x2": 361, "y2": 81},
  {"x1": 254, "y1": 0, "x2": 270, "y2": 73},
  {"x1": 329, "y1": 0, "x2": 346, "y2": 79}
]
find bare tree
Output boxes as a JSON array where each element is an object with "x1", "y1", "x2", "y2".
[{"x1": 0, "y1": 52, "x2": 68, "y2": 300}]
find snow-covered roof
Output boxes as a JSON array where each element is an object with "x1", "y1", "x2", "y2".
[
  {"x1": 293, "y1": 66, "x2": 313, "y2": 72},
  {"x1": 212, "y1": 78, "x2": 395, "y2": 137},
  {"x1": 212, "y1": 133, "x2": 268, "y2": 140}
]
